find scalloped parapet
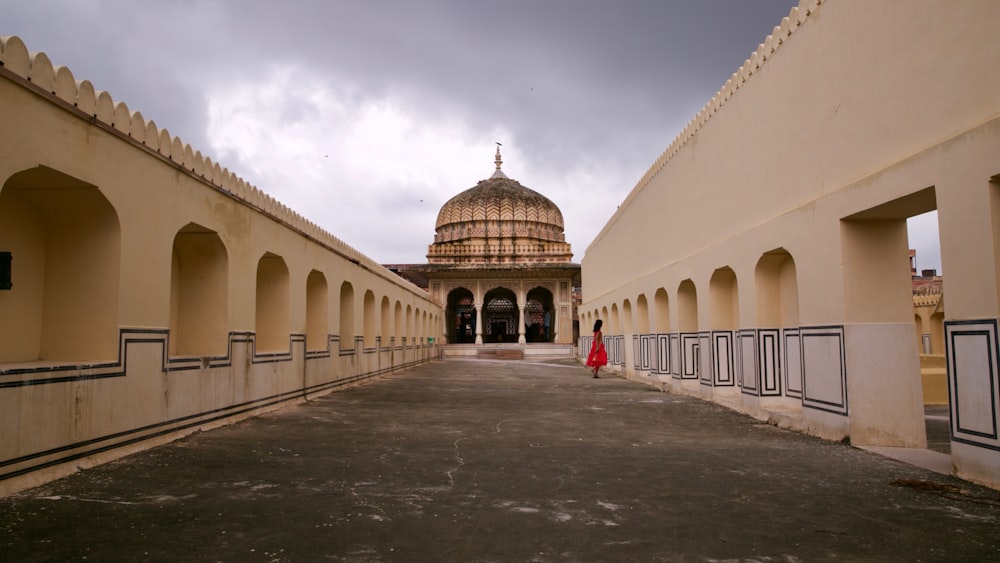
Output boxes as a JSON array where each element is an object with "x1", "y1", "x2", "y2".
[
  {"x1": 0, "y1": 34, "x2": 388, "y2": 277},
  {"x1": 619, "y1": 0, "x2": 821, "y2": 212}
]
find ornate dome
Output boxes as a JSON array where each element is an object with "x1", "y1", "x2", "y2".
[
  {"x1": 434, "y1": 177, "x2": 565, "y2": 235},
  {"x1": 428, "y1": 147, "x2": 573, "y2": 266}
]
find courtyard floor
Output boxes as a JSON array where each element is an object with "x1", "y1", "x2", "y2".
[{"x1": 1, "y1": 359, "x2": 998, "y2": 562}]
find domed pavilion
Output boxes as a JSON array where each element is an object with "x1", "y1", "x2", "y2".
[{"x1": 396, "y1": 146, "x2": 580, "y2": 353}]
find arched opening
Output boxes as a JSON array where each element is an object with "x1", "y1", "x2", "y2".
[
  {"x1": 255, "y1": 252, "x2": 289, "y2": 352},
  {"x1": 483, "y1": 287, "x2": 518, "y2": 343},
  {"x1": 610, "y1": 303, "x2": 621, "y2": 366},
  {"x1": 623, "y1": 299, "x2": 635, "y2": 371},
  {"x1": 755, "y1": 248, "x2": 801, "y2": 401},
  {"x1": 405, "y1": 304, "x2": 413, "y2": 345},
  {"x1": 446, "y1": 287, "x2": 475, "y2": 343},
  {"x1": 678, "y1": 280, "x2": 698, "y2": 332},
  {"x1": 709, "y1": 267, "x2": 739, "y2": 330},
  {"x1": 305, "y1": 270, "x2": 328, "y2": 351},
  {"x1": 678, "y1": 279, "x2": 700, "y2": 381},
  {"x1": 755, "y1": 249, "x2": 799, "y2": 329},
  {"x1": 339, "y1": 281, "x2": 354, "y2": 350},
  {"x1": 654, "y1": 288, "x2": 670, "y2": 333},
  {"x1": 417, "y1": 308, "x2": 427, "y2": 344},
  {"x1": 380, "y1": 296, "x2": 391, "y2": 348},
  {"x1": 0, "y1": 166, "x2": 121, "y2": 363},
  {"x1": 525, "y1": 286, "x2": 554, "y2": 343},
  {"x1": 170, "y1": 223, "x2": 228, "y2": 357},
  {"x1": 414, "y1": 307, "x2": 422, "y2": 344},
  {"x1": 394, "y1": 301, "x2": 403, "y2": 346},
  {"x1": 363, "y1": 290, "x2": 376, "y2": 348},
  {"x1": 636, "y1": 294, "x2": 650, "y2": 334}
]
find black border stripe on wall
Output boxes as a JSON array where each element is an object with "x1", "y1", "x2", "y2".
[
  {"x1": 740, "y1": 329, "x2": 759, "y2": 396},
  {"x1": 945, "y1": 318, "x2": 1000, "y2": 452},
  {"x1": 799, "y1": 325, "x2": 848, "y2": 416},
  {"x1": 782, "y1": 328, "x2": 803, "y2": 399}
]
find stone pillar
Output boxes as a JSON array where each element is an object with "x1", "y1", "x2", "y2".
[
  {"x1": 518, "y1": 306, "x2": 527, "y2": 344},
  {"x1": 474, "y1": 304, "x2": 483, "y2": 345}
]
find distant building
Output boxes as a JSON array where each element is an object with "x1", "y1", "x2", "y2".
[{"x1": 388, "y1": 147, "x2": 580, "y2": 349}]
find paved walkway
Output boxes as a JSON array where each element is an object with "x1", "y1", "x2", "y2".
[{"x1": 2, "y1": 360, "x2": 999, "y2": 562}]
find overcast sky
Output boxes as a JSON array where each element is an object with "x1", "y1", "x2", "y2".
[{"x1": 5, "y1": 0, "x2": 941, "y2": 272}]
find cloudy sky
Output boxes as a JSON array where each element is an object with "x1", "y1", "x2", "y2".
[{"x1": 5, "y1": 0, "x2": 941, "y2": 272}]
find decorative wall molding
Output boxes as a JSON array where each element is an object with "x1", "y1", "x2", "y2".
[
  {"x1": 699, "y1": 332, "x2": 712, "y2": 385},
  {"x1": 945, "y1": 319, "x2": 1000, "y2": 452},
  {"x1": 739, "y1": 329, "x2": 759, "y2": 395},
  {"x1": 680, "y1": 332, "x2": 700, "y2": 380},
  {"x1": 783, "y1": 328, "x2": 803, "y2": 398},
  {"x1": 800, "y1": 325, "x2": 847, "y2": 416},
  {"x1": 758, "y1": 328, "x2": 782, "y2": 397},
  {"x1": 711, "y1": 331, "x2": 735, "y2": 386}
]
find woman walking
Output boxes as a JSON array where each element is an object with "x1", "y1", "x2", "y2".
[{"x1": 586, "y1": 319, "x2": 607, "y2": 378}]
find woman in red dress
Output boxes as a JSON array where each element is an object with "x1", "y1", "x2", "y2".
[{"x1": 586, "y1": 319, "x2": 607, "y2": 378}]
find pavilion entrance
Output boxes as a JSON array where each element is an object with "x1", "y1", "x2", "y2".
[
  {"x1": 525, "y1": 286, "x2": 555, "y2": 343},
  {"x1": 446, "y1": 287, "x2": 476, "y2": 344},
  {"x1": 483, "y1": 287, "x2": 519, "y2": 343}
]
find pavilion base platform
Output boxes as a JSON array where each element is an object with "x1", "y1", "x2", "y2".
[{"x1": 441, "y1": 343, "x2": 576, "y2": 361}]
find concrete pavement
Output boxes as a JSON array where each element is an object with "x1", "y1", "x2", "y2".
[{"x1": 1, "y1": 359, "x2": 998, "y2": 562}]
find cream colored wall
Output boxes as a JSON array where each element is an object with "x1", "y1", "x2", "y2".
[
  {"x1": 0, "y1": 35, "x2": 441, "y2": 495},
  {"x1": 580, "y1": 0, "x2": 1000, "y2": 488}
]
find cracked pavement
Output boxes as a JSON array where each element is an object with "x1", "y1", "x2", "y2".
[{"x1": 1, "y1": 359, "x2": 998, "y2": 562}]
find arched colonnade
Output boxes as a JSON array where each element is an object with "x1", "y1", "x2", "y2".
[{"x1": 445, "y1": 283, "x2": 557, "y2": 344}]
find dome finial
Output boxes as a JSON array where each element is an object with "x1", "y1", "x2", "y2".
[
  {"x1": 490, "y1": 142, "x2": 509, "y2": 179},
  {"x1": 495, "y1": 142, "x2": 503, "y2": 170}
]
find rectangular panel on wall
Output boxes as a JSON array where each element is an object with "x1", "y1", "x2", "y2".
[
  {"x1": 758, "y1": 328, "x2": 782, "y2": 397},
  {"x1": 712, "y1": 331, "x2": 735, "y2": 386},
  {"x1": 733, "y1": 329, "x2": 742, "y2": 389},
  {"x1": 640, "y1": 334, "x2": 654, "y2": 371},
  {"x1": 632, "y1": 335, "x2": 640, "y2": 369},
  {"x1": 699, "y1": 332, "x2": 712, "y2": 385},
  {"x1": 681, "y1": 333, "x2": 699, "y2": 380},
  {"x1": 783, "y1": 328, "x2": 803, "y2": 399},
  {"x1": 800, "y1": 325, "x2": 847, "y2": 415},
  {"x1": 670, "y1": 334, "x2": 680, "y2": 377},
  {"x1": 946, "y1": 319, "x2": 1000, "y2": 451},
  {"x1": 614, "y1": 335, "x2": 624, "y2": 366},
  {"x1": 740, "y1": 330, "x2": 758, "y2": 395},
  {"x1": 655, "y1": 334, "x2": 669, "y2": 375}
]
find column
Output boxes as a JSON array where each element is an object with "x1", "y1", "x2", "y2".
[
  {"x1": 473, "y1": 304, "x2": 483, "y2": 345},
  {"x1": 518, "y1": 305, "x2": 526, "y2": 344}
]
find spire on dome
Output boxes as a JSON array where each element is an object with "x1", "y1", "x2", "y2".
[{"x1": 490, "y1": 142, "x2": 509, "y2": 179}]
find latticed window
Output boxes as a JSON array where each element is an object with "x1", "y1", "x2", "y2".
[
  {"x1": 526, "y1": 298, "x2": 544, "y2": 327},
  {"x1": 484, "y1": 297, "x2": 517, "y2": 341}
]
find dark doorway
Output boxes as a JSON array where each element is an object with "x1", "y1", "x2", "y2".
[
  {"x1": 525, "y1": 286, "x2": 554, "y2": 342},
  {"x1": 483, "y1": 287, "x2": 518, "y2": 343},
  {"x1": 446, "y1": 287, "x2": 475, "y2": 343}
]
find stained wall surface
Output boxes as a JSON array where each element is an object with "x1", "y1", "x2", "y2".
[
  {"x1": 580, "y1": 0, "x2": 1000, "y2": 488},
  {"x1": 0, "y1": 35, "x2": 441, "y2": 495}
]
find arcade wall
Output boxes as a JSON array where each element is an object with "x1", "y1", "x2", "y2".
[
  {"x1": 0, "y1": 35, "x2": 442, "y2": 495},
  {"x1": 580, "y1": 0, "x2": 1000, "y2": 488}
]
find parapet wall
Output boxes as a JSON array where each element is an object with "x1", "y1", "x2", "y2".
[
  {"x1": 579, "y1": 0, "x2": 1000, "y2": 488},
  {"x1": 0, "y1": 34, "x2": 442, "y2": 496}
]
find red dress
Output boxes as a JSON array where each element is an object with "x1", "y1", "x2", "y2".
[{"x1": 586, "y1": 330, "x2": 608, "y2": 368}]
